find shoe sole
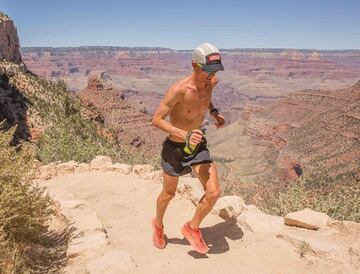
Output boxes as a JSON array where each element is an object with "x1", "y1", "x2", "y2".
[
  {"x1": 181, "y1": 226, "x2": 209, "y2": 254},
  {"x1": 152, "y1": 219, "x2": 166, "y2": 249}
]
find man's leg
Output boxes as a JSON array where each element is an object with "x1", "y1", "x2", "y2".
[
  {"x1": 155, "y1": 171, "x2": 179, "y2": 228},
  {"x1": 189, "y1": 162, "x2": 221, "y2": 229}
]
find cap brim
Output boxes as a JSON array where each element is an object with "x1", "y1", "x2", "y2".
[{"x1": 202, "y1": 63, "x2": 224, "y2": 72}]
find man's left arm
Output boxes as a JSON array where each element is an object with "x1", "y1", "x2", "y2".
[
  {"x1": 208, "y1": 76, "x2": 225, "y2": 128},
  {"x1": 208, "y1": 100, "x2": 225, "y2": 128}
]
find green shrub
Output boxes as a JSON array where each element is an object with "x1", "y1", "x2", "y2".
[{"x1": 37, "y1": 113, "x2": 122, "y2": 164}]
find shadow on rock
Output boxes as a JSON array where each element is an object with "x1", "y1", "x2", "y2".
[{"x1": 167, "y1": 218, "x2": 243, "y2": 258}]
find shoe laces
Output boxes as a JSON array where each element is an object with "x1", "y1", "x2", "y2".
[{"x1": 197, "y1": 230, "x2": 206, "y2": 245}]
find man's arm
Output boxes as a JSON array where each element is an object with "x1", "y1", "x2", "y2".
[{"x1": 151, "y1": 84, "x2": 187, "y2": 140}]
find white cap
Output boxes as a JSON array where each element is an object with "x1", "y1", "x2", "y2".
[{"x1": 192, "y1": 42, "x2": 224, "y2": 72}]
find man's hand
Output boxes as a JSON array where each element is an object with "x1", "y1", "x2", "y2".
[
  {"x1": 213, "y1": 113, "x2": 225, "y2": 128},
  {"x1": 188, "y1": 129, "x2": 204, "y2": 145}
]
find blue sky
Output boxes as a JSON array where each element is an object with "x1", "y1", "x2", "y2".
[{"x1": 2, "y1": 0, "x2": 360, "y2": 50}]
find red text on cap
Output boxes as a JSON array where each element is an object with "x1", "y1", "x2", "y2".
[{"x1": 208, "y1": 54, "x2": 221, "y2": 62}]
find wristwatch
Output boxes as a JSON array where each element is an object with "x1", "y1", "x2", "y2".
[{"x1": 210, "y1": 108, "x2": 219, "y2": 116}]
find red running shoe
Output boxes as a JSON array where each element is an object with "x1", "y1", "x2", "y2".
[
  {"x1": 181, "y1": 221, "x2": 209, "y2": 254},
  {"x1": 151, "y1": 218, "x2": 166, "y2": 249}
]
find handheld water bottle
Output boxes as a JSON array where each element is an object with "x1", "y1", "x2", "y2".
[{"x1": 184, "y1": 126, "x2": 206, "y2": 155}]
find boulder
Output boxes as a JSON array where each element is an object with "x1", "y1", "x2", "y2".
[
  {"x1": 39, "y1": 162, "x2": 57, "y2": 180},
  {"x1": 90, "y1": 156, "x2": 113, "y2": 171},
  {"x1": 284, "y1": 208, "x2": 331, "y2": 230},
  {"x1": 246, "y1": 204, "x2": 263, "y2": 213},
  {"x1": 56, "y1": 160, "x2": 77, "y2": 175},
  {"x1": 212, "y1": 195, "x2": 247, "y2": 219},
  {"x1": 237, "y1": 206, "x2": 283, "y2": 235},
  {"x1": 112, "y1": 163, "x2": 132, "y2": 174},
  {"x1": 75, "y1": 163, "x2": 90, "y2": 173},
  {"x1": 177, "y1": 177, "x2": 204, "y2": 206}
]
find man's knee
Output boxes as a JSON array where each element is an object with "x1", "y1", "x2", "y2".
[
  {"x1": 206, "y1": 187, "x2": 221, "y2": 203},
  {"x1": 160, "y1": 190, "x2": 176, "y2": 201}
]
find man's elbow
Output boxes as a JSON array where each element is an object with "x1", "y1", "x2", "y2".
[{"x1": 151, "y1": 116, "x2": 159, "y2": 127}]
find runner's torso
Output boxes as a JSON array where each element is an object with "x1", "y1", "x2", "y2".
[{"x1": 168, "y1": 76, "x2": 214, "y2": 142}]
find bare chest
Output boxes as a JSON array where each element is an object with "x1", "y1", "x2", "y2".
[{"x1": 172, "y1": 89, "x2": 212, "y2": 123}]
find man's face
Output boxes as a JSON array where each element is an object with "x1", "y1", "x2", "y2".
[{"x1": 196, "y1": 64, "x2": 217, "y2": 81}]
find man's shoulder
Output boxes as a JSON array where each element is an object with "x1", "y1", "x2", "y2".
[{"x1": 170, "y1": 77, "x2": 194, "y2": 95}]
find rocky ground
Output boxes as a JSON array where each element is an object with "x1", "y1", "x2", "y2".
[{"x1": 37, "y1": 156, "x2": 360, "y2": 274}]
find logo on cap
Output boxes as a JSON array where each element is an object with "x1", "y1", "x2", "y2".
[{"x1": 206, "y1": 53, "x2": 221, "y2": 64}]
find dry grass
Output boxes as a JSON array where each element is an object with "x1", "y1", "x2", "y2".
[
  {"x1": 260, "y1": 174, "x2": 360, "y2": 222},
  {"x1": 0, "y1": 123, "x2": 69, "y2": 273}
]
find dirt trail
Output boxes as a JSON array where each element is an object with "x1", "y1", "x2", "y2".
[{"x1": 41, "y1": 171, "x2": 355, "y2": 274}]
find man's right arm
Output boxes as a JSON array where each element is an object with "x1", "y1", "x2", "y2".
[{"x1": 151, "y1": 84, "x2": 187, "y2": 140}]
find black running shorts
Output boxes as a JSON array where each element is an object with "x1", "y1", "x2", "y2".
[{"x1": 160, "y1": 137, "x2": 213, "y2": 177}]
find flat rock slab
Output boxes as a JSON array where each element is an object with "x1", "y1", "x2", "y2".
[{"x1": 285, "y1": 208, "x2": 331, "y2": 230}]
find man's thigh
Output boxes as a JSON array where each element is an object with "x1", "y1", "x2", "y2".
[
  {"x1": 162, "y1": 171, "x2": 179, "y2": 194},
  {"x1": 192, "y1": 162, "x2": 220, "y2": 193}
]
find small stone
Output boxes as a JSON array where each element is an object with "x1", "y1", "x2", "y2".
[
  {"x1": 177, "y1": 177, "x2": 204, "y2": 206},
  {"x1": 90, "y1": 156, "x2": 113, "y2": 171},
  {"x1": 112, "y1": 163, "x2": 132, "y2": 174},
  {"x1": 212, "y1": 195, "x2": 247, "y2": 219},
  {"x1": 57, "y1": 160, "x2": 77, "y2": 175}
]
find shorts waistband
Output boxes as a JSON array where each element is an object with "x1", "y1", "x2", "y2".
[{"x1": 164, "y1": 137, "x2": 186, "y2": 147}]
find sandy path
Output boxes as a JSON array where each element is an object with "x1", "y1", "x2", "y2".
[{"x1": 43, "y1": 172, "x2": 342, "y2": 274}]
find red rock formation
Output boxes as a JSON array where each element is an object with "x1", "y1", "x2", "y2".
[
  {"x1": 0, "y1": 14, "x2": 22, "y2": 64},
  {"x1": 20, "y1": 47, "x2": 360, "y2": 125},
  {"x1": 78, "y1": 72, "x2": 166, "y2": 160},
  {"x1": 210, "y1": 81, "x2": 360, "y2": 203}
]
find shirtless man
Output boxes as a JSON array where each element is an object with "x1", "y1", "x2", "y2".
[{"x1": 151, "y1": 43, "x2": 225, "y2": 254}]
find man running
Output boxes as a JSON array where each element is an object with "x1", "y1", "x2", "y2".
[{"x1": 151, "y1": 42, "x2": 225, "y2": 254}]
